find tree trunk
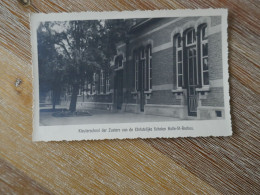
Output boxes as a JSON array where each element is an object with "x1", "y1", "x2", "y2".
[
  {"x1": 52, "y1": 90, "x2": 56, "y2": 110},
  {"x1": 69, "y1": 84, "x2": 79, "y2": 112}
]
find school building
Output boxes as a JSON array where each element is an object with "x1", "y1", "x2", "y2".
[{"x1": 75, "y1": 16, "x2": 225, "y2": 120}]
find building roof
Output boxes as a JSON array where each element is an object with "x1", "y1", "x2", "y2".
[{"x1": 128, "y1": 18, "x2": 158, "y2": 33}]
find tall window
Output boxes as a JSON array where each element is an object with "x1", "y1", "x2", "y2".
[
  {"x1": 92, "y1": 73, "x2": 96, "y2": 94},
  {"x1": 105, "y1": 73, "x2": 110, "y2": 93},
  {"x1": 175, "y1": 34, "x2": 183, "y2": 88},
  {"x1": 115, "y1": 55, "x2": 123, "y2": 68},
  {"x1": 186, "y1": 28, "x2": 196, "y2": 46},
  {"x1": 173, "y1": 24, "x2": 209, "y2": 91},
  {"x1": 186, "y1": 28, "x2": 197, "y2": 86},
  {"x1": 140, "y1": 47, "x2": 146, "y2": 91},
  {"x1": 100, "y1": 70, "x2": 104, "y2": 94},
  {"x1": 200, "y1": 24, "x2": 209, "y2": 86},
  {"x1": 134, "y1": 51, "x2": 139, "y2": 91},
  {"x1": 134, "y1": 45, "x2": 152, "y2": 92},
  {"x1": 146, "y1": 45, "x2": 152, "y2": 90}
]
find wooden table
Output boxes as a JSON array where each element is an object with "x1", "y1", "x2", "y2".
[{"x1": 0, "y1": 0, "x2": 259, "y2": 194}]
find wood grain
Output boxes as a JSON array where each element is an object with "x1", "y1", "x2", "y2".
[{"x1": 0, "y1": 0, "x2": 259, "y2": 194}]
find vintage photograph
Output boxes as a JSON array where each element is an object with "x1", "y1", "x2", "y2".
[
  {"x1": 31, "y1": 10, "x2": 231, "y2": 141},
  {"x1": 38, "y1": 15, "x2": 225, "y2": 126}
]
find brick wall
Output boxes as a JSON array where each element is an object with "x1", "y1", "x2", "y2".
[
  {"x1": 152, "y1": 48, "x2": 173, "y2": 85},
  {"x1": 148, "y1": 90, "x2": 181, "y2": 105},
  {"x1": 201, "y1": 87, "x2": 224, "y2": 107},
  {"x1": 114, "y1": 16, "x2": 224, "y2": 110},
  {"x1": 208, "y1": 32, "x2": 223, "y2": 80},
  {"x1": 211, "y1": 16, "x2": 221, "y2": 26}
]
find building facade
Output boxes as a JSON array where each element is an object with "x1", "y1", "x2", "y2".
[{"x1": 75, "y1": 16, "x2": 225, "y2": 120}]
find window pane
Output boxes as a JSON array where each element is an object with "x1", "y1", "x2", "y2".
[
  {"x1": 189, "y1": 58, "x2": 192, "y2": 66},
  {"x1": 203, "y1": 72, "x2": 209, "y2": 85},
  {"x1": 189, "y1": 68, "x2": 193, "y2": 85},
  {"x1": 202, "y1": 26, "x2": 207, "y2": 40},
  {"x1": 189, "y1": 87, "x2": 195, "y2": 95},
  {"x1": 193, "y1": 29, "x2": 196, "y2": 42},
  {"x1": 119, "y1": 57, "x2": 123, "y2": 66},
  {"x1": 203, "y1": 58, "x2": 208, "y2": 70},
  {"x1": 178, "y1": 36, "x2": 182, "y2": 47},
  {"x1": 178, "y1": 50, "x2": 182, "y2": 61},
  {"x1": 189, "y1": 49, "x2": 193, "y2": 57},
  {"x1": 178, "y1": 75, "x2": 182, "y2": 87},
  {"x1": 203, "y1": 43, "x2": 208, "y2": 56},
  {"x1": 187, "y1": 30, "x2": 192, "y2": 44},
  {"x1": 178, "y1": 62, "x2": 182, "y2": 74}
]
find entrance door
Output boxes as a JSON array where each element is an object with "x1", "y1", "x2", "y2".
[
  {"x1": 187, "y1": 47, "x2": 198, "y2": 116},
  {"x1": 139, "y1": 59, "x2": 145, "y2": 112},
  {"x1": 115, "y1": 70, "x2": 123, "y2": 109}
]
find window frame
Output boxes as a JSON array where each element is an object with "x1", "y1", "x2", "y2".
[
  {"x1": 200, "y1": 24, "x2": 209, "y2": 86},
  {"x1": 92, "y1": 73, "x2": 96, "y2": 95},
  {"x1": 134, "y1": 50, "x2": 139, "y2": 92},
  {"x1": 100, "y1": 70, "x2": 104, "y2": 94},
  {"x1": 175, "y1": 34, "x2": 183, "y2": 89},
  {"x1": 186, "y1": 28, "x2": 196, "y2": 47},
  {"x1": 146, "y1": 45, "x2": 152, "y2": 91},
  {"x1": 105, "y1": 73, "x2": 110, "y2": 94}
]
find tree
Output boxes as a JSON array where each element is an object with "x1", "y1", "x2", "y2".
[
  {"x1": 37, "y1": 22, "x2": 65, "y2": 110},
  {"x1": 37, "y1": 19, "x2": 134, "y2": 112}
]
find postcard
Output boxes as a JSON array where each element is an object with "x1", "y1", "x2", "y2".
[{"x1": 31, "y1": 9, "x2": 232, "y2": 141}]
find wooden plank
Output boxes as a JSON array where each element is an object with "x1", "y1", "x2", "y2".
[{"x1": 0, "y1": 159, "x2": 52, "y2": 195}]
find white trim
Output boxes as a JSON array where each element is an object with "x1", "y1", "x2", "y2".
[
  {"x1": 196, "y1": 86, "x2": 210, "y2": 92},
  {"x1": 122, "y1": 103, "x2": 138, "y2": 106},
  {"x1": 208, "y1": 24, "x2": 221, "y2": 35},
  {"x1": 130, "y1": 19, "x2": 153, "y2": 31},
  {"x1": 198, "y1": 106, "x2": 224, "y2": 110},
  {"x1": 152, "y1": 84, "x2": 173, "y2": 91},
  {"x1": 145, "y1": 104, "x2": 184, "y2": 108},
  {"x1": 117, "y1": 43, "x2": 126, "y2": 49},
  {"x1": 144, "y1": 90, "x2": 152, "y2": 94},
  {"x1": 172, "y1": 89, "x2": 184, "y2": 93},
  {"x1": 78, "y1": 102, "x2": 113, "y2": 105},
  {"x1": 153, "y1": 42, "x2": 172, "y2": 53},
  {"x1": 114, "y1": 66, "x2": 124, "y2": 71}
]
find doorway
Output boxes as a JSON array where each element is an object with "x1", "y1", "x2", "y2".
[
  {"x1": 187, "y1": 47, "x2": 198, "y2": 116},
  {"x1": 139, "y1": 58, "x2": 145, "y2": 112}
]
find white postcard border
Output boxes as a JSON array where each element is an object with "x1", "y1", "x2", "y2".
[{"x1": 31, "y1": 9, "x2": 232, "y2": 142}]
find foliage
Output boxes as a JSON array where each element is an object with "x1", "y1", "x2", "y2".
[{"x1": 37, "y1": 19, "x2": 134, "y2": 112}]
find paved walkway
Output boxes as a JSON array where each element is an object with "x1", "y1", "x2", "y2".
[{"x1": 40, "y1": 108, "x2": 178, "y2": 126}]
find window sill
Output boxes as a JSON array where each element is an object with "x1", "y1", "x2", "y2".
[
  {"x1": 114, "y1": 66, "x2": 124, "y2": 71},
  {"x1": 131, "y1": 91, "x2": 138, "y2": 95},
  {"x1": 144, "y1": 90, "x2": 152, "y2": 94},
  {"x1": 196, "y1": 86, "x2": 210, "y2": 92},
  {"x1": 172, "y1": 88, "x2": 184, "y2": 93}
]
